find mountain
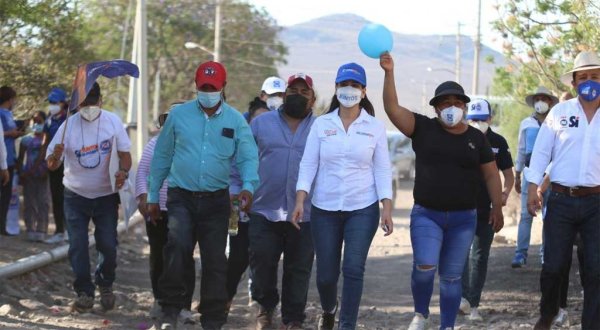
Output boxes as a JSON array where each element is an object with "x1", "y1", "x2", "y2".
[{"x1": 276, "y1": 14, "x2": 505, "y2": 128}]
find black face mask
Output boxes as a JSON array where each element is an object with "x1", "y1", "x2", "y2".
[{"x1": 283, "y1": 94, "x2": 310, "y2": 119}]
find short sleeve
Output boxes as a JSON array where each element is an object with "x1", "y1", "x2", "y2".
[
  {"x1": 409, "y1": 113, "x2": 430, "y2": 139},
  {"x1": 496, "y1": 136, "x2": 514, "y2": 170},
  {"x1": 112, "y1": 115, "x2": 131, "y2": 152}
]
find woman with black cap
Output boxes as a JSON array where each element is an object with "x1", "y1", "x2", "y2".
[{"x1": 380, "y1": 53, "x2": 503, "y2": 330}]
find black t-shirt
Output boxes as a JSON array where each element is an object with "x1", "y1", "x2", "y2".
[
  {"x1": 477, "y1": 128, "x2": 513, "y2": 209},
  {"x1": 410, "y1": 113, "x2": 495, "y2": 211}
]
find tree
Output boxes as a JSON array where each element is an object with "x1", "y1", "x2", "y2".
[
  {"x1": 0, "y1": 0, "x2": 96, "y2": 117},
  {"x1": 491, "y1": 0, "x2": 600, "y2": 151},
  {"x1": 84, "y1": 0, "x2": 287, "y2": 118}
]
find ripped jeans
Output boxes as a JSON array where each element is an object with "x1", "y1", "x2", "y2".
[{"x1": 410, "y1": 204, "x2": 477, "y2": 329}]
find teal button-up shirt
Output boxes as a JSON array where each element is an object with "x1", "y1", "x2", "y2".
[{"x1": 147, "y1": 100, "x2": 259, "y2": 203}]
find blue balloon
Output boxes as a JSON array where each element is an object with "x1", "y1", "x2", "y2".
[{"x1": 358, "y1": 23, "x2": 394, "y2": 59}]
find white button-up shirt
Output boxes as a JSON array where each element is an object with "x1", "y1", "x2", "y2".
[
  {"x1": 296, "y1": 108, "x2": 392, "y2": 211},
  {"x1": 526, "y1": 98, "x2": 600, "y2": 187}
]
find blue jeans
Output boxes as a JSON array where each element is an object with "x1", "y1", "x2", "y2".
[
  {"x1": 64, "y1": 188, "x2": 119, "y2": 297},
  {"x1": 310, "y1": 202, "x2": 379, "y2": 330},
  {"x1": 540, "y1": 191, "x2": 600, "y2": 329},
  {"x1": 461, "y1": 208, "x2": 493, "y2": 308},
  {"x1": 159, "y1": 188, "x2": 230, "y2": 328},
  {"x1": 248, "y1": 214, "x2": 314, "y2": 325},
  {"x1": 516, "y1": 178, "x2": 548, "y2": 259},
  {"x1": 410, "y1": 204, "x2": 476, "y2": 329}
]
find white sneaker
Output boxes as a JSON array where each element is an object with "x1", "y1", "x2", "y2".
[
  {"x1": 408, "y1": 313, "x2": 429, "y2": 330},
  {"x1": 459, "y1": 298, "x2": 471, "y2": 315},
  {"x1": 43, "y1": 233, "x2": 65, "y2": 244},
  {"x1": 553, "y1": 308, "x2": 569, "y2": 327},
  {"x1": 468, "y1": 307, "x2": 483, "y2": 322},
  {"x1": 179, "y1": 308, "x2": 195, "y2": 324},
  {"x1": 149, "y1": 300, "x2": 162, "y2": 319}
]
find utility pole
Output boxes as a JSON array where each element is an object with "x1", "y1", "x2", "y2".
[
  {"x1": 456, "y1": 22, "x2": 462, "y2": 84},
  {"x1": 214, "y1": 0, "x2": 222, "y2": 62},
  {"x1": 116, "y1": 0, "x2": 134, "y2": 119},
  {"x1": 472, "y1": 0, "x2": 482, "y2": 95},
  {"x1": 136, "y1": 0, "x2": 148, "y2": 160}
]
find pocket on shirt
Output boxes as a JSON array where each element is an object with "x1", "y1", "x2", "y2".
[{"x1": 216, "y1": 138, "x2": 236, "y2": 159}]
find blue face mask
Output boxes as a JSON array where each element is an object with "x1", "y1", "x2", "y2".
[
  {"x1": 577, "y1": 80, "x2": 600, "y2": 102},
  {"x1": 32, "y1": 123, "x2": 44, "y2": 133},
  {"x1": 197, "y1": 91, "x2": 222, "y2": 108}
]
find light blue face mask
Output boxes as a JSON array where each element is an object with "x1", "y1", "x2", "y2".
[
  {"x1": 32, "y1": 123, "x2": 44, "y2": 133},
  {"x1": 197, "y1": 91, "x2": 222, "y2": 108}
]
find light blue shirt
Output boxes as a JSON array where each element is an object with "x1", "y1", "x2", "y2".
[
  {"x1": 249, "y1": 110, "x2": 315, "y2": 222},
  {"x1": 148, "y1": 100, "x2": 259, "y2": 203}
]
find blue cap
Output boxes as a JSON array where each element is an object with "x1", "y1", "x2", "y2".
[
  {"x1": 335, "y1": 62, "x2": 367, "y2": 86},
  {"x1": 466, "y1": 99, "x2": 491, "y2": 120},
  {"x1": 47, "y1": 88, "x2": 67, "y2": 103}
]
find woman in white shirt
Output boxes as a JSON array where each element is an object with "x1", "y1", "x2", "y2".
[{"x1": 292, "y1": 62, "x2": 393, "y2": 330}]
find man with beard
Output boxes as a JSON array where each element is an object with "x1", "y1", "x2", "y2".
[{"x1": 248, "y1": 73, "x2": 316, "y2": 330}]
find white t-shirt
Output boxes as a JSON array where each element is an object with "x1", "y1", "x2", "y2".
[{"x1": 47, "y1": 110, "x2": 131, "y2": 199}]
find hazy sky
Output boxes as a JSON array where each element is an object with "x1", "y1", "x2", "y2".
[{"x1": 245, "y1": 0, "x2": 504, "y2": 52}]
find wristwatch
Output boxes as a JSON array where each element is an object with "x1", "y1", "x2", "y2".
[{"x1": 118, "y1": 168, "x2": 129, "y2": 179}]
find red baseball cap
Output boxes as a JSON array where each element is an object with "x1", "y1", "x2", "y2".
[
  {"x1": 287, "y1": 73, "x2": 313, "y2": 89},
  {"x1": 195, "y1": 61, "x2": 227, "y2": 90}
]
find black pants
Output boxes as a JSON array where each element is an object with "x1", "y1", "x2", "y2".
[
  {"x1": 48, "y1": 164, "x2": 65, "y2": 234},
  {"x1": 145, "y1": 211, "x2": 194, "y2": 309},
  {"x1": 540, "y1": 191, "x2": 600, "y2": 329},
  {"x1": 558, "y1": 233, "x2": 585, "y2": 309},
  {"x1": 462, "y1": 208, "x2": 494, "y2": 308},
  {"x1": 226, "y1": 221, "x2": 250, "y2": 301},
  {"x1": 0, "y1": 166, "x2": 14, "y2": 235},
  {"x1": 248, "y1": 214, "x2": 314, "y2": 325},
  {"x1": 159, "y1": 188, "x2": 230, "y2": 328}
]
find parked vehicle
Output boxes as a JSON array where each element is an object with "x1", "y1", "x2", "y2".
[{"x1": 387, "y1": 131, "x2": 415, "y2": 209}]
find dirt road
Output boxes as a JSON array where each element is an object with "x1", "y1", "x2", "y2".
[{"x1": 0, "y1": 181, "x2": 584, "y2": 329}]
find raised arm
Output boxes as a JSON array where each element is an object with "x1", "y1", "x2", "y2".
[{"x1": 380, "y1": 52, "x2": 416, "y2": 137}]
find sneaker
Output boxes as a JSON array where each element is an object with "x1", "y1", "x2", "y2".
[
  {"x1": 553, "y1": 308, "x2": 569, "y2": 327},
  {"x1": 255, "y1": 305, "x2": 275, "y2": 330},
  {"x1": 458, "y1": 298, "x2": 471, "y2": 315},
  {"x1": 317, "y1": 311, "x2": 336, "y2": 330},
  {"x1": 72, "y1": 292, "x2": 94, "y2": 313},
  {"x1": 285, "y1": 321, "x2": 303, "y2": 330},
  {"x1": 99, "y1": 286, "x2": 115, "y2": 311},
  {"x1": 511, "y1": 254, "x2": 527, "y2": 268},
  {"x1": 43, "y1": 233, "x2": 65, "y2": 244},
  {"x1": 149, "y1": 300, "x2": 162, "y2": 319},
  {"x1": 408, "y1": 313, "x2": 429, "y2": 330},
  {"x1": 178, "y1": 308, "x2": 195, "y2": 325},
  {"x1": 468, "y1": 307, "x2": 483, "y2": 322}
]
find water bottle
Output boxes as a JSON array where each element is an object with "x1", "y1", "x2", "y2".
[{"x1": 228, "y1": 200, "x2": 240, "y2": 236}]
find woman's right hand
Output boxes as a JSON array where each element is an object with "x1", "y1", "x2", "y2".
[
  {"x1": 380, "y1": 52, "x2": 394, "y2": 72},
  {"x1": 291, "y1": 203, "x2": 304, "y2": 230}
]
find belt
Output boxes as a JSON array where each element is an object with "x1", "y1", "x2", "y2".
[
  {"x1": 173, "y1": 187, "x2": 228, "y2": 198},
  {"x1": 551, "y1": 183, "x2": 600, "y2": 197}
]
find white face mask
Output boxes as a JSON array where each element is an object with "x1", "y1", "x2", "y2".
[
  {"x1": 48, "y1": 104, "x2": 61, "y2": 115},
  {"x1": 266, "y1": 96, "x2": 283, "y2": 111},
  {"x1": 469, "y1": 120, "x2": 489, "y2": 133},
  {"x1": 80, "y1": 106, "x2": 101, "y2": 121},
  {"x1": 534, "y1": 100, "x2": 549, "y2": 114},
  {"x1": 439, "y1": 106, "x2": 464, "y2": 127},
  {"x1": 336, "y1": 86, "x2": 362, "y2": 108}
]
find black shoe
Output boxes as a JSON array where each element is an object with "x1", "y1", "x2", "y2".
[
  {"x1": 72, "y1": 292, "x2": 94, "y2": 313},
  {"x1": 99, "y1": 286, "x2": 115, "y2": 310},
  {"x1": 533, "y1": 316, "x2": 553, "y2": 330}
]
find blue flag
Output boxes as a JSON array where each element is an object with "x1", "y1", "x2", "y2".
[{"x1": 68, "y1": 60, "x2": 139, "y2": 111}]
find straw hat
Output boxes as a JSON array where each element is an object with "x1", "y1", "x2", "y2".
[
  {"x1": 525, "y1": 86, "x2": 559, "y2": 107},
  {"x1": 560, "y1": 51, "x2": 600, "y2": 85}
]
